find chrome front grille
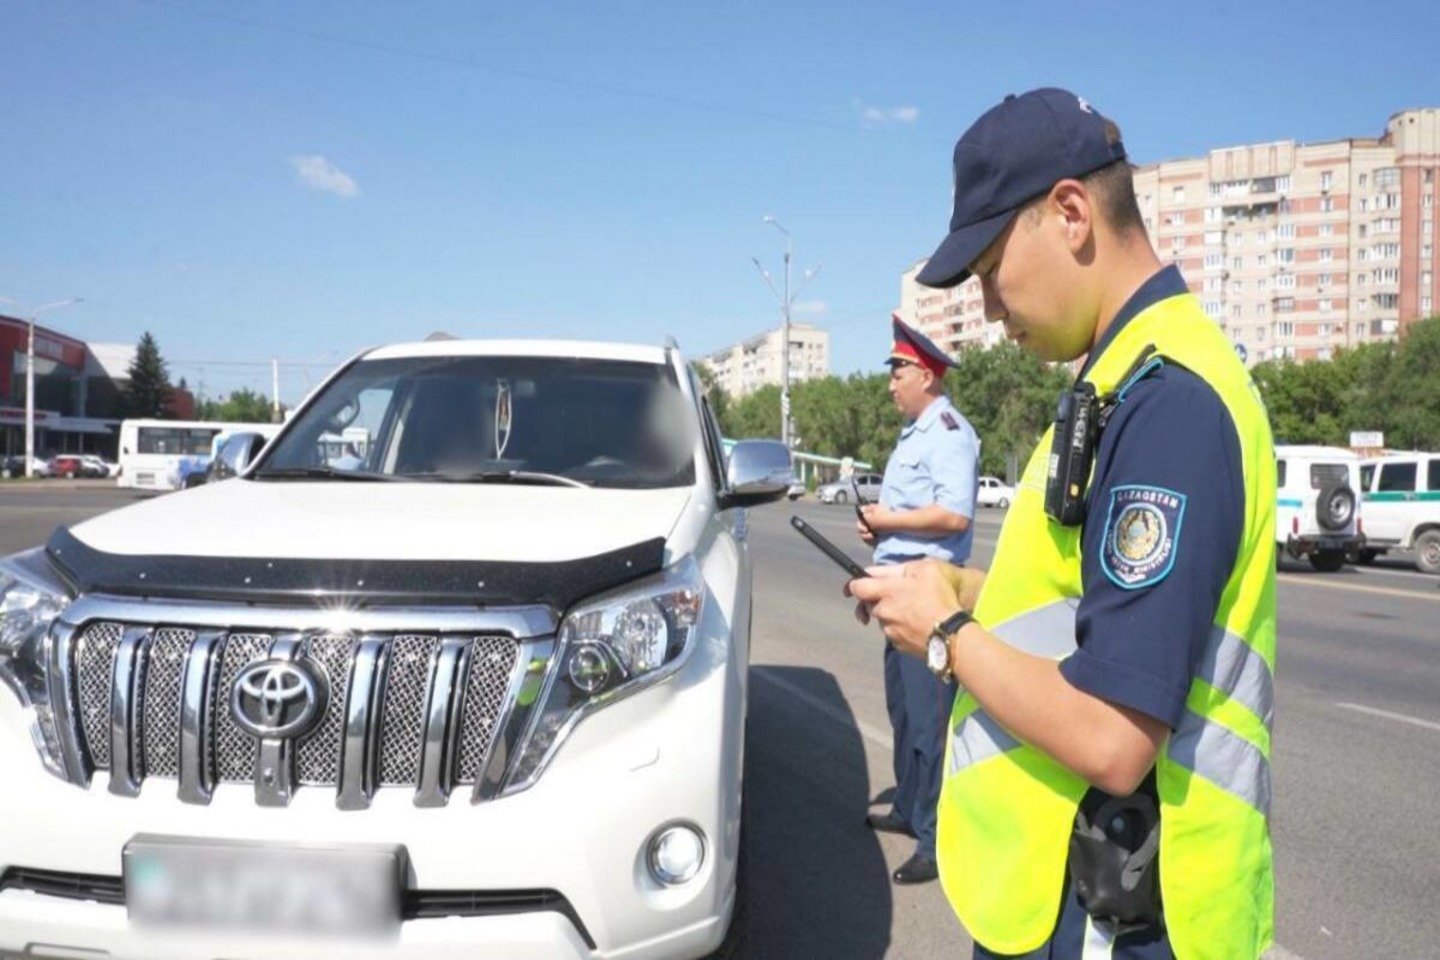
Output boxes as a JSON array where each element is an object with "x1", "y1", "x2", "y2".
[
  {"x1": 57, "y1": 608, "x2": 544, "y2": 808},
  {"x1": 378, "y1": 635, "x2": 439, "y2": 787}
]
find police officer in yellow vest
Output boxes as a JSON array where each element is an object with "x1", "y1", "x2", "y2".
[{"x1": 849, "y1": 89, "x2": 1277, "y2": 960}]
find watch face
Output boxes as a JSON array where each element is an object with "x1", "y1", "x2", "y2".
[{"x1": 928, "y1": 636, "x2": 949, "y2": 674}]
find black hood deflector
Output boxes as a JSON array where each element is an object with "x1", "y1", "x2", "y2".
[{"x1": 46, "y1": 526, "x2": 666, "y2": 611}]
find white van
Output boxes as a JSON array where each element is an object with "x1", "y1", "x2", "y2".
[
  {"x1": 1275, "y1": 444, "x2": 1365, "y2": 571},
  {"x1": 1356, "y1": 452, "x2": 1440, "y2": 575}
]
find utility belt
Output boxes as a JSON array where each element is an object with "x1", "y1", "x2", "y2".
[{"x1": 1068, "y1": 770, "x2": 1162, "y2": 928}]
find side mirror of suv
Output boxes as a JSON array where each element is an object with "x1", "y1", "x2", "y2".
[
  {"x1": 719, "y1": 439, "x2": 791, "y2": 510},
  {"x1": 210, "y1": 432, "x2": 268, "y2": 481}
]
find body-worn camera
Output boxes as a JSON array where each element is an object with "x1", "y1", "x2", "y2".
[
  {"x1": 1044, "y1": 382, "x2": 1100, "y2": 526},
  {"x1": 1044, "y1": 345, "x2": 1160, "y2": 527}
]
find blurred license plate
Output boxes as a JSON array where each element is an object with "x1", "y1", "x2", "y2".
[{"x1": 123, "y1": 835, "x2": 405, "y2": 937}]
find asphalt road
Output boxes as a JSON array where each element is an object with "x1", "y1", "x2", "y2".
[{"x1": 2, "y1": 485, "x2": 1436, "y2": 959}]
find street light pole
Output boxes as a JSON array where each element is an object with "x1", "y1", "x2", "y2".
[
  {"x1": 754, "y1": 217, "x2": 819, "y2": 450},
  {"x1": 1, "y1": 297, "x2": 82, "y2": 478}
]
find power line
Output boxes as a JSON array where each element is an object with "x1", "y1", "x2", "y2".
[{"x1": 125, "y1": 0, "x2": 949, "y2": 145}]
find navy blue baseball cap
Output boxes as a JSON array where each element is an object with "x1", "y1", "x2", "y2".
[{"x1": 915, "y1": 88, "x2": 1128, "y2": 289}]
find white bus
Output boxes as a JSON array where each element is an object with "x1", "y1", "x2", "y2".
[{"x1": 116, "y1": 419, "x2": 278, "y2": 492}]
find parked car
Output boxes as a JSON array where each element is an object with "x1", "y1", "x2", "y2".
[
  {"x1": 817, "y1": 472, "x2": 883, "y2": 504},
  {"x1": 1353, "y1": 452, "x2": 1440, "y2": 574},
  {"x1": 3, "y1": 455, "x2": 55, "y2": 478},
  {"x1": 1275, "y1": 444, "x2": 1365, "y2": 571},
  {"x1": 977, "y1": 475, "x2": 1015, "y2": 508},
  {"x1": 79, "y1": 455, "x2": 120, "y2": 479},
  {"x1": 47, "y1": 455, "x2": 105, "y2": 479},
  {"x1": 0, "y1": 337, "x2": 784, "y2": 959},
  {"x1": 787, "y1": 475, "x2": 806, "y2": 500}
]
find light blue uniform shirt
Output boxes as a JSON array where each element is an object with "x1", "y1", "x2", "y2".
[{"x1": 873, "y1": 395, "x2": 979, "y2": 566}]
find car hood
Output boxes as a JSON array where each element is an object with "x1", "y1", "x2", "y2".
[{"x1": 66, "y1": 479, "x2": 696, "y2": 563}]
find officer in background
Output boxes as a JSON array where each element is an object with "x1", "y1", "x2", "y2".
[
  {"x1": 850, "y1": 88, "x2": 1276, "y2": 958},
  {"x1": 858, "y1": 315, "x2": 979, "y2": 885}
]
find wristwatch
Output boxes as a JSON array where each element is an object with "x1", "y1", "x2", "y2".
[{"x1": 927, "y1": 609, "x2": 974, "y2": 683}]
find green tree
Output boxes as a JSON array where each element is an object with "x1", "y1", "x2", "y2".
[
  {"x1": 1384, "y1": 316, "x2": 1440, "y2": 448},
  {"x1": 197, "y1": 388, "x2": 274, "y2": 423},
  {"x1": 725, "y1": 384, "x2": 782, "y2": 440},
  {"x1": 948, "y1": 342, "x2": 1072, "y2": 478},
  {"x1": 123, "y1": 331, "x2": 172, "y2": 419}
]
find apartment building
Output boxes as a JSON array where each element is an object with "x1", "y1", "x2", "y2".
[
  {"x1": 699, "y1": 322, "x2": 830, "y2": 397},
  {"x1": 899, "y1": 107, "x2": 1439, "y2": 365}
]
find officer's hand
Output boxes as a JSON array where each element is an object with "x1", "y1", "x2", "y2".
[
  {"x1": 856, "y1": 519, "x2": 876, "y2": 545},
  {"x1": 922, "y1": 558, "x2": 986, "y2": 613},
  {"x1": 847, "y1": 562, "x2": 961, "y2": 659},
  {"x1": 859, "y1": 503, "x2": 888, "y2": 533}
]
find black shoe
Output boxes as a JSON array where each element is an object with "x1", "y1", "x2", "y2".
[
  {"x1": 892, "y1": 853, "x2": 939, "y2": 885},
  {"x1": 864, "y1": 811, "x2": 916, "y2": 837}
]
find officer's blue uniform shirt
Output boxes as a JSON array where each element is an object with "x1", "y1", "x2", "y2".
[
  {"x1": 976, "y1": 265, "x2": 1246, "y2": 960},
  {"x1": 1058, "y1": 264, "x2": 1246, "y2": 732},
  {"x1": 874, "y1": 394, "x2": 980, "y2": 566}
]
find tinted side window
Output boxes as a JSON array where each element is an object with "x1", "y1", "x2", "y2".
[
  {"x1": 1360, "y1": 464, "x2": 1377, "y2": 491},
  {"x1": 1276, "y1": 460, "x2": 1287, "y2": 488},
  {"x1": 1378, "y1": 462, "x2": 1417, "y2": 493},
  {"x1": 1429, "y1": 458, "x2": 1440, "y2": 492}
]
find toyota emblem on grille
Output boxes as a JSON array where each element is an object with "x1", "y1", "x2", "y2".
[{"x1": 231, "y1": 660, "x2": 326, "y2": 739}]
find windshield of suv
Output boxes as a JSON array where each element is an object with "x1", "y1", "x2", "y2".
[{"x1": 257, "y1": 355, "x2": 697, "y2": 489}]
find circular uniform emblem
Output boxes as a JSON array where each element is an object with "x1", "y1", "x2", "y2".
[
  {"x1": 231, "y1": 659, "x2": 327, "y2": 739},
  {"x1": 1101, "y1": 485, "x2": 1186, "y2": 590},
  {"x1": 1113, "y1": 503, "x2": 1166, "y2": 565}
]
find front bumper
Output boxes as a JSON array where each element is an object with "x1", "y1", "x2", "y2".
[{"x1": 0, "y1": 618, "x2": 742, "y2": 960}]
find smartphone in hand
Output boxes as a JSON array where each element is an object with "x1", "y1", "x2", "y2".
[
  {"x1": 791, "y1": 515, "x2": 867, "y2": 579},
  {"x1": 851, "y1": 479, "x2": 874, "y2": 533}
]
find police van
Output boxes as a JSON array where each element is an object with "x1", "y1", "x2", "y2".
[
  {"x1": 1274, "y1": 444, "x2": 1365, "y2": 571},
  {"x1": 1354, "y1": 452, "x2": 1440, "y2": 574}
]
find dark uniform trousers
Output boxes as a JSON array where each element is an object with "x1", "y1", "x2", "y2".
[{"x1": 881, "y1": 554, "x2": 958, "y2": 859}]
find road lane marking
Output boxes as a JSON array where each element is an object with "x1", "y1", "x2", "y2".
[
  {"x1": 1264, "y1": 945, "x2": 1309, "y2": 960},
  {"x1": 752, "y1": 668, "x2": 893, "y2": 750},
  {"x1": 1335, "y1": 702, "x2": 1440, "y2": 733},
  {"x1": 1277, "y1": 574, "x2": 1440, "y2": 603}
]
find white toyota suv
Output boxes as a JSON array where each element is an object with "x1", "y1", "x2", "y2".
[{"x1": 0, "y1": 338, "x2": 790, "y2": 959}]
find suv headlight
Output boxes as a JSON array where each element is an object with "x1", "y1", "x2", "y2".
[
  {"x1": 504, "y1": 555, "x2": 705, "y2": 793},
  {"x1": 0, "y1": 550, "x2": 73, "y2": 777}
]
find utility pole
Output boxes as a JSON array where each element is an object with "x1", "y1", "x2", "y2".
[
  {"x1": 1, "y1": 297, "x2": 82, "y2": 477},
  {"x1": 752, "y1": 217, "x2": 820, "y2": 449},
  {"x1": 271, "y1": 357, "x2": 280, "y2": 423}
]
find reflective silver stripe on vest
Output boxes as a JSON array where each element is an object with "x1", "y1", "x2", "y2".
[
  {"x1": 1168, "y1": 709, "x2": 1272, "y2": 817},
  {"x1": 988, "y1": 598, "x2": 1080, "y2": 659},
  {"x1": 1195, "y1": 625, "x2": 1274, "y2": 730},
  {"x1": 948, "y1": 599, "x2": 1078, "y2": 776},
  {"x1": 948, "y1": 709, "x2": 1021, "y2": 776}
]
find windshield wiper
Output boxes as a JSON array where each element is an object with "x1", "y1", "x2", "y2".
[
  {"x1": 404, "y1": 469, "x2": 590, "y2": 489},
  {"x1": 251, "y1": 467, "x2": 406, "y2": 482}
]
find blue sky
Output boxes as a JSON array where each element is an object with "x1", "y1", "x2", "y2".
[{"x1": 3, "y1": 0, "x2": 1437, "y2": 404}]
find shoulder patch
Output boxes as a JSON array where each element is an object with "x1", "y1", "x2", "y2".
[
  {"x1": 940, "y1": 411, "x2": 960, "y2": 431},
  {"x1": 1100, "y1": 485, "x2": 1186, "y2": 590}
]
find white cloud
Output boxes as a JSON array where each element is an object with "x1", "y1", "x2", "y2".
[
  {"x1": 792, "y1": 299, "x2": 829, "y2": 317},
  {"x1": 854, "y1": 99, "x2": 920, "y2": 128},
  {"x1": 290, "y1": 154, "x2": 360, "y2": 197}
]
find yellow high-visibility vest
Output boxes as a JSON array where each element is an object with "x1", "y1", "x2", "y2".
[{"x1": 938, "y1": 290, "x2": 1276, "y2": 960}]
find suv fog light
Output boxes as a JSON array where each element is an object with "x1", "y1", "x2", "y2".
[{"x1": 646, "y1": 824, "x2": 705, "y2": 886}]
